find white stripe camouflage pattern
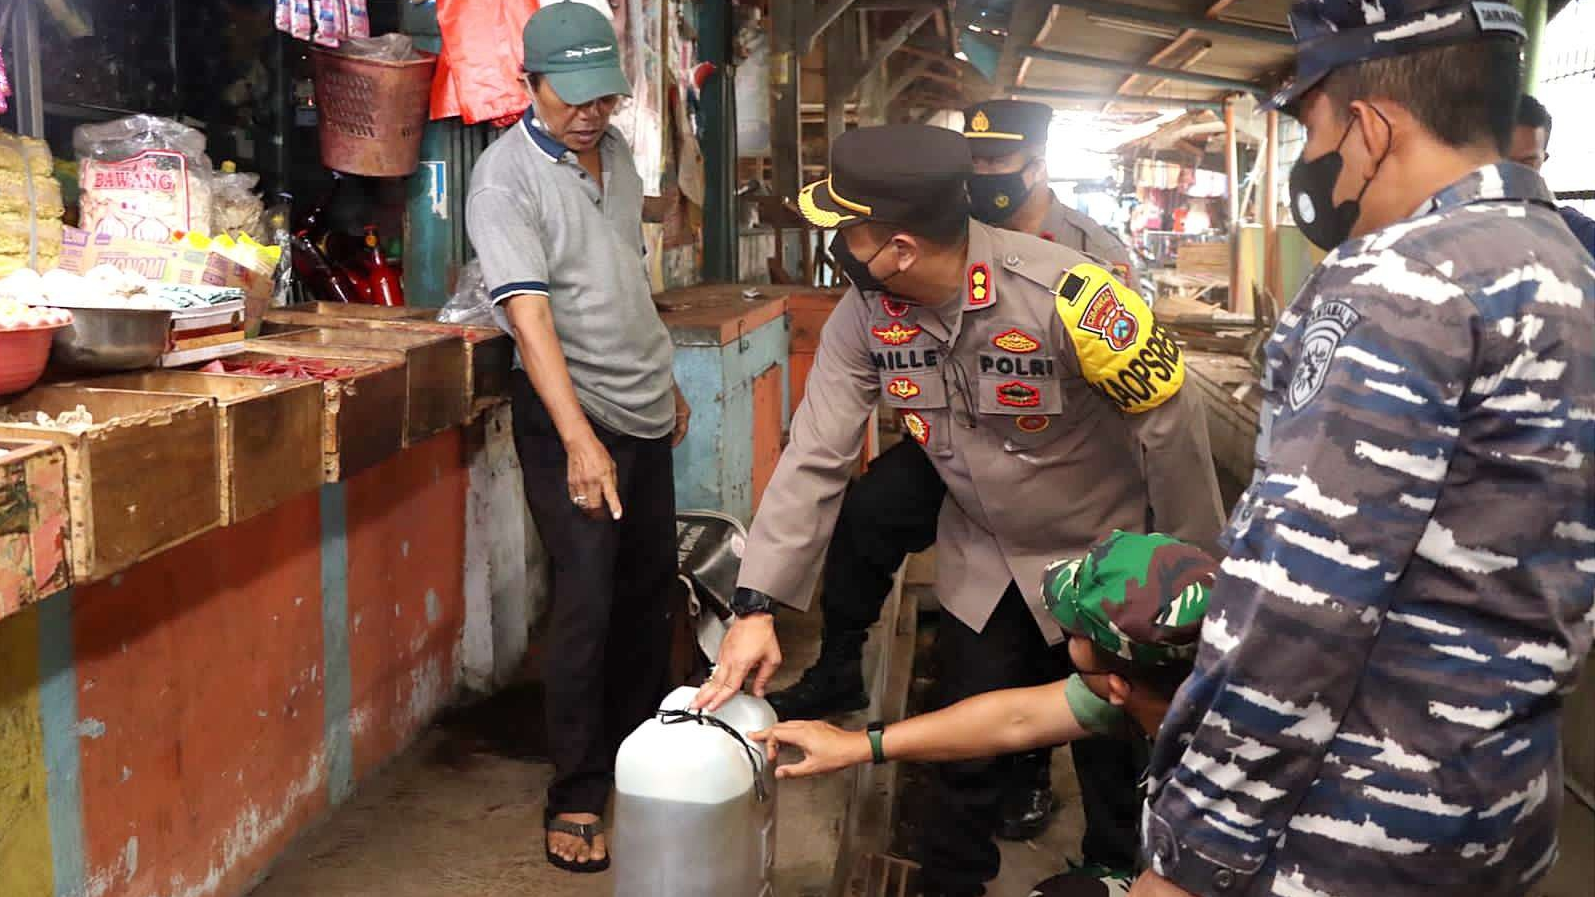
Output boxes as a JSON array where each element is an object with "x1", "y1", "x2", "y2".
[{"x1": 1142, "y1": 163, "x2": 1595, "y2": 897}]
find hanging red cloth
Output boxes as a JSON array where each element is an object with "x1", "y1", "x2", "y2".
[{"x1": 430, "y1": 0, "x2": 541, "y2": 125}]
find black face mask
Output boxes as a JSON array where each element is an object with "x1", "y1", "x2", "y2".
[
  {"x1": 1288, "y1": 109, "x2": 1389, "y2": 251},
  {"x1": 829, "y1": 232, "x2": 899, "y2": 294},
  {"x1": 969, "y1": 161, "x2": 1036, "y2": 225}
]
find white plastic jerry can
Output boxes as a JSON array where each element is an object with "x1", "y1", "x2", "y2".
[{"x1": 613, "y1": 686, "x2": 779, "y2": 897}]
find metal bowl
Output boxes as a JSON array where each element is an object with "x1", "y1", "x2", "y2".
[{"x1": 49, "y1": 307, "x2": 173, "y2": 371}]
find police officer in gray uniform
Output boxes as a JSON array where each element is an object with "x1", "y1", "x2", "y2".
[
  {"x1": 763, "y1": 100, "x2": 1151, "y2": 850},
  {"x1": 964, "y1": 99, "x2": 1140, "y2": 288},
  {"x1": 696, "y1": 124, "x2": 1225, "y2": 897},
  {"x1": 1133, "y1": 2, "x2": 1595, "y2": 896}
]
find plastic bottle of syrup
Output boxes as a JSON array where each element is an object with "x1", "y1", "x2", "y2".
[{"x1": 612, "y1": 687, "x2": 778, "y2": 896}]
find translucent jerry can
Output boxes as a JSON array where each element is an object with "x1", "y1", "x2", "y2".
[{"x1": 613, "y1": 686, "x2": 778, "y2": 897}]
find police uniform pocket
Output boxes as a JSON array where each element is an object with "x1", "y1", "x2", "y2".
[
  {"x1": 976, "y1": 365, "x2": 1066, "y2": 452},
  {"x1": 879, "y1": 370, "x2": 949, "y2": 454},
  {"x1": 879, "y1": 370, "x2": 947, "y2": 410}
]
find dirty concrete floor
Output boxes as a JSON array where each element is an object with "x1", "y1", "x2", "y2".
[{"x1": 249, "y1": 606, "x2": 850, "y2": 897}]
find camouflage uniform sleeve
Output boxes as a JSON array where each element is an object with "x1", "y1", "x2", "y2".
[
  {"x1": 1142, "y1": 252, "x2": 1476, "y2": 894},
  {"x1": 735, "y1": 291, "x2": 880, "y2": 610}
]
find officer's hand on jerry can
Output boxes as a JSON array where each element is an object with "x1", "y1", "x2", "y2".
[{"x1": 690, "y1": 614, "x2": 782, "y2": 712}]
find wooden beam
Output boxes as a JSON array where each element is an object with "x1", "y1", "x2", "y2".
[
  {"x1": 804, "y1": 0, "x2": 859, "y2": 54},
  {"x1": 1263, "y1": 108, "x2": 1281, "y2": 308},
  {"x1": 887, "y1": 58, "x2": 937, "y2": 101},
  {"x1": 1108, "y1": 0, "x2": 1245, "y2": 109},
  {"x1": 772, "y1": 0, "x2": 804, "y2": 200},
  {"x1": 1013, "y1": 86, "x2": 1223, "y2": 111},
  {"x1": 825, "y1": 9, "x2": 857, "y2": 144},
  {"x1": 1225, "y1": 97, "x2": 1243, "y2": 313},
  {"x1": 995, "y1": 0, "x2": 1053, "y2": 94},
  {"x1": 1052, "y1": 0, "x2": 1292, "y2": 46},
  {"x1": 1022, "y1": 47, "x2": 1266, "y2": 95},
  {"x1": 855, "y1": 6, "x2": 938, "y2": 87}
]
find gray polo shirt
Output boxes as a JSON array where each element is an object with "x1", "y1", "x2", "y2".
[{"x1": 466, "y1": 113, "x2": 675, "y2": 440}]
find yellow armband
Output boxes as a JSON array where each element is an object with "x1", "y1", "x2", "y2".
[{"x1": 1054, "y1": 262, "x2": 1184, "y2": 414}]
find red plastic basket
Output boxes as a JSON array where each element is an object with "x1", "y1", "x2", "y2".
[{"x1": 0, "y1": 325, "x2": 66, "y2": 395}]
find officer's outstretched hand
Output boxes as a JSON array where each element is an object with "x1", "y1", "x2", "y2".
[
  {"x1": 748, "y1": 720, "x2": 870, "y2": 780},
  {"x1": 690, "y1": 614, "x2": 782, "y2": 712}
]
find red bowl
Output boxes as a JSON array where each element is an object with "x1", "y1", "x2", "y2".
[{"x1": 0, "y1": 324, "x2": 69, "y2": 395}]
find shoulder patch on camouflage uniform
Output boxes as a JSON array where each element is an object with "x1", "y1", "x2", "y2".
[
  {"x1": 1288, "y1": 300, "x2": 1361, "y2": 411},
  {"x1": 1054, "y1": 262, "x2": 1185, "y2": 414}
]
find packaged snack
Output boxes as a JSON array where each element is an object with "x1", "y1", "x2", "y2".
[
  {"x1": 313, "y1": 0, "x2": 346, "y2": 48},
  {"x1": 75, "y1": 115, "x2": 214, "y2": 242},
  {"x1": 291, "y1": 0, "x2": 313, "y2": 41},
  {"x1": 344, "y1": 0, "x2": 371, "y2": 39}
]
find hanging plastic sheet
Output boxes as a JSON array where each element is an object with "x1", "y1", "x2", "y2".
[{"x1": 430, "y1": 0, "x2": 541, "y2": 126}]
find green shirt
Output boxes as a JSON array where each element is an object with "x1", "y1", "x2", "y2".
[{"x1": 1064, "y1": 673, "x2": 1130, "y2": 737}]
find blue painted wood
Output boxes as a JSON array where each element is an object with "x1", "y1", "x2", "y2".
[{"x1": 669, "y1": 314, "x2": 790, "y2": 524}]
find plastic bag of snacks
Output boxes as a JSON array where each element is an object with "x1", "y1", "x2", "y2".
[
  {"x1": 0, "y1": 129, "x2": 63, "y2": 277},
  {"x1": 74, "y1": 115, "x2": 214, "y2": 242}
]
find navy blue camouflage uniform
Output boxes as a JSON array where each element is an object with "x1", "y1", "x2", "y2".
[{"x1": 1143, "y1": 163, "x2": 1595, "y2": 896}]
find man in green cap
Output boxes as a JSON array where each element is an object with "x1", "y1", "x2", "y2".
[
  {"x1": 466, "y1": 0, "x2": 690, "y2": 875},
  {"x1": 750, "y1": 531, "x2": 1218, "y2": 897}
]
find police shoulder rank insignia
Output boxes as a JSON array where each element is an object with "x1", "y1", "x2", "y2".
[
  {"x1": 1288, "y1": 300, "x2": 1360, "y2": 411},
  {"x1": 1016, "y1": 415, "x2": 1050, "y2": 433},
  {"x1": 993, "y1": 328, "x2": 1040, "y2": 353},
  {"x1": 1054, "y1": 262, "x2": 1183, "y2": 414},
  {"x1": 1039, "y1": 230, "x2": 1056, "y2": 243},
  {"x1": 902, "y1": 411, "x2": 931, "y2": 445},
  {"x1": 967, "y1": 263, "x2": 994, "y2": 308},
  {"x1": 996, "y1": 380, "x2": 1042, "y2": 408},
  {"x1": 887, "y1": 377, "x2": 921, "y2": 400},
  {"x1": 872, "y1": 322, "x2": 922, "y2": 346},
  {"x1": 881, "y1": 297, "x2": 910, "y2": 318}
]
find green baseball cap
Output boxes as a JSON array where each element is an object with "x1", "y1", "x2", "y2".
[
  {"x1": 523, "y1": 2, "x2": 632, "y2": 106},
  {"x1": 1042, "y1": 531, "x2": 1217, "y2": 667}
]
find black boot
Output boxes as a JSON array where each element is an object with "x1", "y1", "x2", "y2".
[
  {"x1": 997, "y1": 750, "x2": 1058, "y2": 841},
  {"x1": 766, "y1": 634, "x2": 869, "y2": 720}
]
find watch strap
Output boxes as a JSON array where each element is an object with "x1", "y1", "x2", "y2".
[{"x1": 867, "y1": 721, "x2": 886, "y2": 765}]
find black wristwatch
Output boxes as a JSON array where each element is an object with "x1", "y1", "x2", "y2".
[
  {"x1": 867, "y1": 721, "x2": 887, "y2": 765},
  {"x1": 729, "y1": 586, "x2": 776, "y2": 618}
]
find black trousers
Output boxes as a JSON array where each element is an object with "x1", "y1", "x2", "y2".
[
  {"x1": 510, "y1": 377, "x2": 678, "y2": 816},
  {"x1": 824, "y1": 440, "x2": 1142, "y2": 892}
]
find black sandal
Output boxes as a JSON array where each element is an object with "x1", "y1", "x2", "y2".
[{"x1": 544, "y1": 807, "x2": 611, "y2": 874}]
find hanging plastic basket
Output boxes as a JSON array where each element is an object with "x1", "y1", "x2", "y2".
[{"x1": 311, "y1": 48, "x2": 437, "y2": 177}]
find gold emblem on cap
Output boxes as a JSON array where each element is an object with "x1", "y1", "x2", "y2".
[
  {"x1": 995, "y1": 194, "x2": 1010, "y2": 209},
  {"x1": 970, "y1": 109, "x2": 991, "y2": 132}
]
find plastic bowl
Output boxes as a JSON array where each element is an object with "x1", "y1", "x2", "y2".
[{"x1": 0, "y1": 323, "x2": 68, "y2": 394}]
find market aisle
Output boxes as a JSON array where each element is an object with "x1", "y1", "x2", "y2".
[{"x1": 249, "y1": 606, "x2": 851, "y2": 897}]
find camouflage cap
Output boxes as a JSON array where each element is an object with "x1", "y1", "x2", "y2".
[{"x1": 1042, "y1": 531, "x2": 1218, "y2": 667}]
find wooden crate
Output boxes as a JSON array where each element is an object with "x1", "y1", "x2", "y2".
[
  {"x1": 0, "y1": 387, "x2": 221, "y2": 583},
  {"x1": 299, "y1": 301, "x2": 438, "y2": 321},
  {"x1": 1176, "y1": 241, "x2": 1232, "y2": 279},
  {"x1": 253, "y1": 328, "x2": 470, "y2": 444},
  {"x1": 73, "y1": 371, "x2": 323, "y2": 524},
  {"x1": 202, "y1": 348, "x2": 408, "y2": 482},
  {"x1": 0, "y1": 439, "x2": 72, "y2": 615},
  {"x1": 263, "y1": 309, "x2": 513, "y2": 409}
]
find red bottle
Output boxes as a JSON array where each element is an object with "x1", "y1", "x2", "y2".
[{"x1": 362, "y1": 225, "x2": 405, "y2": 307}]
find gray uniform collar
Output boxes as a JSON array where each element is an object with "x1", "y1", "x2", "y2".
[{"x1": 1413, "y1": 161, "x2": 1557, "y2": 218}]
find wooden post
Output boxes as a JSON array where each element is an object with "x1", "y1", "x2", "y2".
[
  {"x1": 1263, "y1": 108, "x2": 1281, "y2": 309},
  {"x1": 1224, "y1": 97, "x2": 1243, "y2": 313},
  {"x1": 824, "y1": 10, "x2": 854, "y2": 147},
  {"x1": 771, "y1": 1, "x2": 804, "y2": 202}
]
